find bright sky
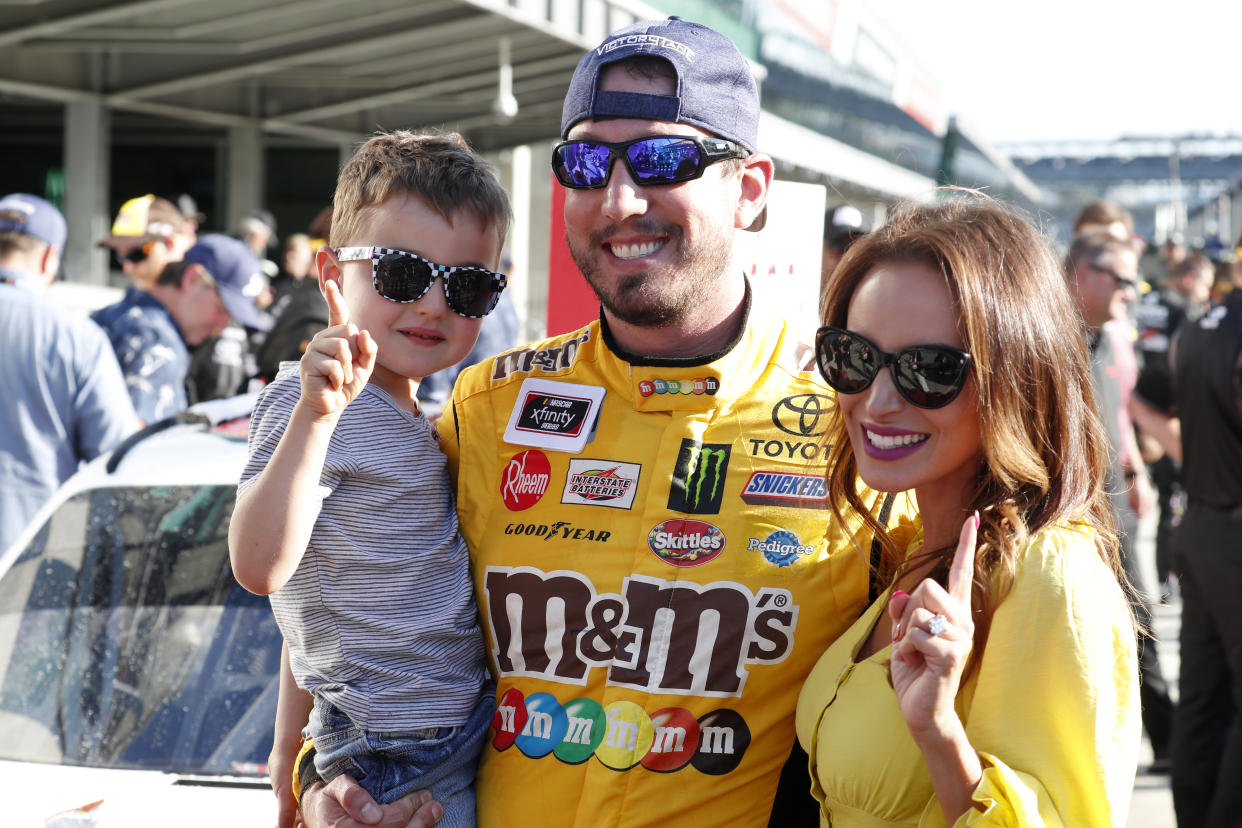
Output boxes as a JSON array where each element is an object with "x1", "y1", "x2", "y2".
[{"x1": 875, "y1": 0, "x2": 1242, "y2": 145}]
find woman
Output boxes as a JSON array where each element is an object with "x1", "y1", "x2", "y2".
[{"x1": 796, "y1": 195, "x2": 1140, "y2": 826}]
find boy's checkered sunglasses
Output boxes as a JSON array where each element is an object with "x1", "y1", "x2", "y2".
[{"x1": 335, "y1": 246, "x2": 507, "y2": 319}]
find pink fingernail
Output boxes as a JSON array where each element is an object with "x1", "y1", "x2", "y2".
[
  {"x1": 893, "y1": 590, "x2": 908, "y2": 599},
  {"x1": 972, "y1": 511, "x2": 980, "y2": 530}
]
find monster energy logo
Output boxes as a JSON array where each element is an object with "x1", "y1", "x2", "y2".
[{"x1": 667, "y1": 439, "x2": 732, "y2": 514}]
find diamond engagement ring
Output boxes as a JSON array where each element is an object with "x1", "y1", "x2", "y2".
[{"x1": 927, "y1": 614, "x2": 949, "y2": 636}]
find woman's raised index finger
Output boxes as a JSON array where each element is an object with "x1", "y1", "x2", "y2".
[
  {"x1": 948, "y1": 511, "x2": 979, "y2": 603},
  {"x1": 324, "y1": 279, "x2": 350, "y2": 328}
]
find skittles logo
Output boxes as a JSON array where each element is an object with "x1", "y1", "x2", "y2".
[
  {"x1": 647, "y1": 519, "x2": 725, "y2": 567},
  {"x1": 491, "y1": 688, "x2": 750, "y2": 775}
]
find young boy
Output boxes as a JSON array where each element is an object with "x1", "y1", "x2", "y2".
[{"x1": 228, "y1": 131, "x2": 512, "y2": 826}]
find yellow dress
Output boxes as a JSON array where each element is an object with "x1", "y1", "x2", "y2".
[{"x1": 795, "y1": 524, "x2": 1141, "y2": 827}]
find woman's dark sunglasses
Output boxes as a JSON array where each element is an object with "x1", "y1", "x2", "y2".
[
  {"x1": 551, "y1": 135, "x2": 748, "y2": 190},
  {"x1": 814, "y1": 326, "x2": 973, "y2": 410},
  {"x1": 335, "y1": 246, "x2": 506, "y2": 319}
]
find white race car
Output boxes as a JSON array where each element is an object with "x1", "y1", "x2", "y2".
[{"x1": 0, "y1": 402, "x2": 281, "y2": 826}]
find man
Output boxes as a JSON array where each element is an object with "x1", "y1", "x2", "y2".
[
  {"x1": 92, "y1": 233, "x2": 269, "y2": 423},
  {"x1": 1168, "y1": 284, "x2": 1242, "y2": 826},
  {"x1": 1162, "y1": 231, "x2": 1188, "y2": 282},
  {"x1": 1066, "y1": 229, "x2": 1175, "y2": 772},
  {"x1": 293, "y1": 17, "x2": 896, "y2": 828},
  {"x1": 237, "y1": 207, "x2": 280, "y2": 281},
  {"x1": 1134, "y1": 251, "x2": 1215, "y2": 596},
  {"x1": 820, "y1": 204, "x2": 866, "y2": 287},
  {"x1": 0, "y1": 193, "x2": 139, "y2": 552},
  {"x1": 97, "y1": 194, "x2": 195, "y2": 289},
  {"x1": 253, "y1": 231, "x2": 330, "y2": 385}
]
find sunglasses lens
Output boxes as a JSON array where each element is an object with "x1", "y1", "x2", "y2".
[
  {"x1": 444, "y1": 270, "x2": 500, "y2": 317},
  {"x1": 627, "y1": 137, "x2": 703, "y2": 184},
  {"x1": 374, "y1": 253, "x2": 433, "y2": 302},
  {"x1": 554, "y1": 142, "x2": 613, "y2": 188},
  {"x1": 894, "y1": 348, "x2": 969, "y2": 408},
  {"x1": 123, "y1": 243, "x2": 151, "y2": 264},
  {"x1": 817, "y1": 330, "x2": 877, "y2": 394}
]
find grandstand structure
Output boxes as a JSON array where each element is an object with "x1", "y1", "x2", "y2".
[
  {"x1": 1004, "y1": 136, "x2": 1242, "y2": 250},
  {"x1": 0, "y1": 0, "x2": 1045, "y2": 327}
]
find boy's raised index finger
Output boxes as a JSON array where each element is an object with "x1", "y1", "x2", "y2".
[
  {"x1": 948, "y1": 511, "x2": 979, "y2": 604},
  {"x1": 324, "y1": 279, "x2": 350, "y2": 328}
]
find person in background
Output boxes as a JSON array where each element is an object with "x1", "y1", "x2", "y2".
[
  {"x1": 799, "y1": 194, "x2": 1139, "y2": 826},
  {"x1": 92, "y1": 233, "x2": 269, "y2": 422},
  {"x1": 0, "y1": 193, "x2": 139, "y2": 552},
  {"x1": 97, "y1": 194, "x2": 194, "y2": 290},
  {"x1": 270, "y1": 232, "x2": 316, "y2": 301},
  {"x1": 415, "y1": 252, "x2": 520, "y2": 419},
  {"x1": 254, "y1": 231, "x2": 330, "y2": 385},
  {"x1": 1134, "y1": 251, "x2": 1215, "y2": 598},
  {"x1": 185, "y1": 234, "x2": 272, "y2": 405},
  {"x1": 1066, "y1": 229, "x2": 1175, "y2": 773},
  {"x1": 1167, "y1": 279, "x2": 1242, "y2": 827},
  {"x1": 1073, "y1": 199, "x2": 1135, "y2": 244},
  {"x1": 1162, "y1": 231, "x2": 1188, "y2": 281},
  {"x1": 238, "y1": 207, "x2": 281, "y2": 283},
  {"x1": 820, "y1": 204, "x2": 867, "y2": 310}
]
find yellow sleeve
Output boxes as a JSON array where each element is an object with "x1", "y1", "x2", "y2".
[{"x1": 919, "y1": 527, "x2": 1141, "y2": 828}]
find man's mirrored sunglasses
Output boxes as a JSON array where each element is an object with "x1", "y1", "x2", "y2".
[
  {"x1": 335, "y1": 246, "x2": 507, "y2": 319},
  {"x1": 815, "y1": 326, "x2": 974, "y2": 410},
  {"x1": 551, "y1": 135, "x2": 748, "y2": 190}
]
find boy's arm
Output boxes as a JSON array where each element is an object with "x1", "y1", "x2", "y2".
[{"x1": 228, "y1": 281, "x2": 377, "y2": 595}]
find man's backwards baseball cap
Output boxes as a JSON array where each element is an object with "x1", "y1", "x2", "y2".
[
  {"x1": 98, "y1": 194, "x2": 187, "y2": 249},
  {"x1": 184, "y1": 233, "x2": 273, "y2": 332},
  {"x1": 561, "y1": 16, "x2": 760, "y2": 154},
  {"x1": 0, "y1": 193, "x2": 67, "y2": 252}
]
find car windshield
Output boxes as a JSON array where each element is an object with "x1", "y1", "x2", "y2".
[{"x1": 0, "y1": 483, "x2": 279, "y2": 777}]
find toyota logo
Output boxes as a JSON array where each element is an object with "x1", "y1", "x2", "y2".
[{"x1": 772, "y1": 394, "x2": 833, "y2": 436}]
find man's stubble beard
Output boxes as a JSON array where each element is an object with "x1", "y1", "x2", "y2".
[{"x1": 567, "y1": 218, "x2": 735, "y2": 329}]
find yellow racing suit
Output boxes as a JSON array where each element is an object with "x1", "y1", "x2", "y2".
[{"x1": 438, "y1": 292, "x2": 896, "y2": 827}]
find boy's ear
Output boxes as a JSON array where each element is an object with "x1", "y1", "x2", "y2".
[{"x1": 316, "y1": 246, "x2": 343, "y2": 297}]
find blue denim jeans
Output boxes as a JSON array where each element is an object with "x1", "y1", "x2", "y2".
[{"x1": 308, "y1": 687, "x2": 494, "y2": 827}]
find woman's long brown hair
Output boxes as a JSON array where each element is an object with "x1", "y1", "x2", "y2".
[{"x1": 820, "y1": 192, "x2": 1127, "y2": 668}]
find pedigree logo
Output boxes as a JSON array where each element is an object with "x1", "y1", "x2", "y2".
[
  {"x1": 491, "y1": 687, "x2": 751, "y2": 775},
  {"x1": 501, "y1": 450, "x2": 551, "y2": 511},
  {"x1": 648, "y1": 519, "x2": 725, "y2": 567},
  {"x1": 747, "y1": 530, "x2": 815, "y2": 569}
]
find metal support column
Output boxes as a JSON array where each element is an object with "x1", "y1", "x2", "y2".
[
  {"x1": 62, "y1": 100, "x2": 110, "y2": 286},
  {"x1": 512, "y1": 141, "x2": 552, "y2": 342},
  {"x1": 225, "y1": 124, "x2": 264, "y2": 234}
]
